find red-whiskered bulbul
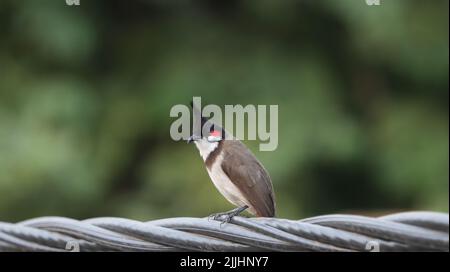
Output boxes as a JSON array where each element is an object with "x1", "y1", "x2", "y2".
[{"x1": 188, "y1": 105, "x2": 276, "y2": 221}]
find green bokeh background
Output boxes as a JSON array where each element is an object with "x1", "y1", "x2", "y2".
[{"x1": 0, "y1": 0, "x2": 448, "y2": 221}]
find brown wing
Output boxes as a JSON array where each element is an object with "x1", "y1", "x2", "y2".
[{"x1": 220, "y1": 140, "x2": 276, "y2": 217}]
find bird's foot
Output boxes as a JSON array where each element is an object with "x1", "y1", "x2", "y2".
[{"x1": 208, "y1": 205, "x2": 249, "y2": 226}]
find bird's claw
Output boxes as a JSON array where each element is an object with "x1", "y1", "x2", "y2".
[{"x1": 207, "y1": 205, "x2": 249, "y2": 227}]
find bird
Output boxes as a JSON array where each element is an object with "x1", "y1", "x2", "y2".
[{"x1": 187, "y1": 105, "x2": 276, "y2": 222}]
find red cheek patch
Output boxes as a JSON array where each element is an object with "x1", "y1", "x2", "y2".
[{"x1": 210, "y1": 130, "x2": 221, "y2": 137}]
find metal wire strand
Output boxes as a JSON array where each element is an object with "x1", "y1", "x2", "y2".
[{"x1": 0, "y1": 211, "x2": 447, "y2": 252}]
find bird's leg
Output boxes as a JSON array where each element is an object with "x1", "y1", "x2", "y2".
[{"x1": 208, "y1": 205, "x2": 249, "y2": 225}]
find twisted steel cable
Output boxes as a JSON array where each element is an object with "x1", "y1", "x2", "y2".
[{"x1": 0, "y1": 211, "x2": 447, "y2": 252}]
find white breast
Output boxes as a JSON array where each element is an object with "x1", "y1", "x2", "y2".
[
  {"x1": 194, "y1": 139, "x2": 218, "y2": 161},
  {"x1": 207, "y1": 153, "x2": 248, "y2": 208}
]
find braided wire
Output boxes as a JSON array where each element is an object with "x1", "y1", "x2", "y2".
[{"x1": 0, "y1": 211, "x2": 447, "y2": 252}]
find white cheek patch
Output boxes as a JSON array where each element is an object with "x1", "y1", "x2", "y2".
[
  {"x1": 194, "y1": 139, "x2": 219, "y2": 160},
  {"x1": 207, "y1": 136, "x2": 222, "y2": 142}
]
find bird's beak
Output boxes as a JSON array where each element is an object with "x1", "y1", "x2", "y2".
[{"x1": 187, "y1": 135, "x2": 195, "y2": 144}]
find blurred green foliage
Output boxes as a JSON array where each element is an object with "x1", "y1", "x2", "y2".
[{"x1": 0, "y1": 0, "x2": 448, "y2": 221}]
